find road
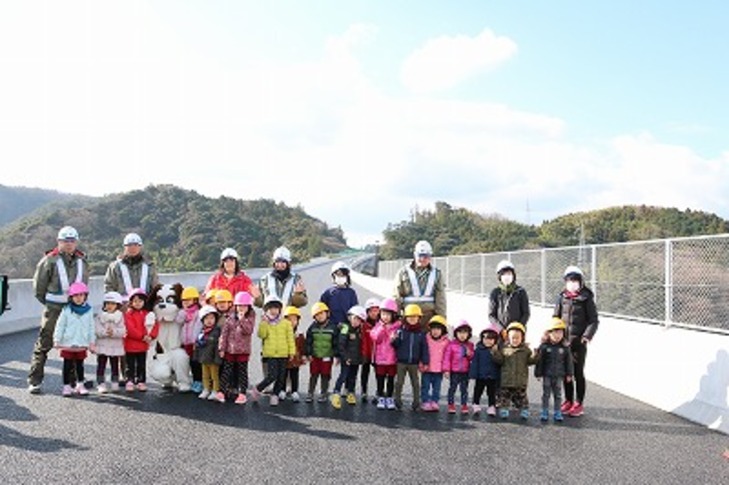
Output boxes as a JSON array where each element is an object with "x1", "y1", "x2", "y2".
[{"x1": 0, "y1": 263, "x2": 726, "y2": 484}]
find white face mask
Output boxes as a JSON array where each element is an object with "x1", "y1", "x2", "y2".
[
  {"x1": 334, "y1": 275, "x2": 348, "y2": 286},
  {"x1": 565, "y1": 281, "x2": 581, "y2": 293},
  {"x1": 500, "y1": 273, "x2": 514, "y2": 286}
]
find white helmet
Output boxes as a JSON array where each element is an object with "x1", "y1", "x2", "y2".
[
  {"x1": 273, "y1": 246, "x2": 292, "y2": 263},
  {"x1": 103, "y1": 291, "x2": 124, "y2": 304},
  {"x1": 123, "y1": 232, "x2": 143, "y2": 246},
  {"x1": 413, "y1": 240, "x2": 433, "y2": 257},
  {"x1": 220, "y1": 247, "x2": 239, "y2": 260},
  {"x1": 347, "y1": 305, "x2": 367, "y2": 321},
  {"x1": 331, "y1": 261, "x2": 350, "y2": 275},
  {"x1": 57, "y1": 226, "x2": 79, "y2": 241},
  {"x1": 364, "y1": 297, "x2": 380, "y2": 310},
  {"x1": 496, "y1": 260, "x2": 515, "y2": 274},
  {"x1": 199, "y1": 305, "x2": 219, "y2": 320},
  {"x1": 563, "y1": 265, "x2": 584, "y2": 279}
]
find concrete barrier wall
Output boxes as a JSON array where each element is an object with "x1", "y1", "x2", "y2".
[{"x1": 352, "y1": 271, "x2": 729, "y2": 435}]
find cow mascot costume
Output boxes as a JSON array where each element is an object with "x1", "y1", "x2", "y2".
[{"x1": 147, "y1": 283, "x2": 192, "y2": 391}]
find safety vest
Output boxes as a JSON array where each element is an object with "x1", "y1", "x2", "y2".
[
  {"x1": 403, "y1": 267, "x2": 437, "y2": 304},
  {"x1": 45, "y1": 257, "x2": 85, "y2": 304},
  {"x1": 119, "y1": 262, "x2": 150, "y2": 298},
  {"x1": 265, "y1": 273, "x2": 296, "y2": 305}
]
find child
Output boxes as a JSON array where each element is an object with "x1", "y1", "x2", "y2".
[
  {"x1": 123, "y1": 288, "x2": 158, "y2": 392},
  {"x1": 443, "y1": 320, "x2": 474, "y2": 414},
  {"x1": 420, "y1": 315, "x2": 449, "y2": 412},
  {"x1": 370, "y1": 298, "x2": 400, "y2": 410},
  {"x1": 95, "y1": 291, "x2": 126, "y2": 393},
  {"x1": 304, "y1": 302, "x2": 338, "y2": 403},
  {"x1": 360, "y1": 297, "x2": 380, "y2": 403},
  {"x1": 491, "y1": 322, "x2": 538, "y2": 420},
  {"x1": 470, "y1": 324, "x2": 501, "y2": 416},
  {"x1": 251, "y1": 296, "x2": 294, "y2": 406},
  {"x1": 535, "y1": 318, "x2": 574, "y2": 422},
  {"x1": 180, "y1": 286, "x2": 203, "y2": 394},
  {"x1": 214, "y1": 289, "x2": 234, "y2": 326},
  {"x1": 283, "y1": 306, "x2": 306, "y2": 402},
  {"x1": 194, "y1": 305, "x2": 224, "y2": 402},
  {"x1": 219, "y1": 291, "x2": 255, "y2": 404},
  {"x1": 53, "y1": 282, "x2": 96, "y2": 396},
  {"x1": 319, "y1": 262, "x2": 359, "y2": 328},
  {"x1": 393, "y1": 304, "x2": 430, "y2": 411},
  {"x1": 331, "y1": 305, "x2": 365, "y2": 409}
]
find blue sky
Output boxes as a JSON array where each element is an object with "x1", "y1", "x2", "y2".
[{"x1": 1, "y1": 1, "x2": 727, "y2": 246}]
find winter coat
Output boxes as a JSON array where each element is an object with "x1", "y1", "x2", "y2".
[
  {"x1": 393, "y1": 323, "x2": 430, "y2": 366},
  {"x1": 287, "y1": 333, "x2": 306, "y2": 369},
  {"x1": 360, "y1": 321, "x2": 375, "y2": 363},
  {"x1": 442, "y1": 339, "x2": 474, "y2": 374},
  {"x1": 180, "y1": 307, "x2": 202, "y2": 347},
  {"x1": 205, "y1": 271, "x2": 254, "y2": 299},
  {"x1": 103, "y1": 254, "x2": 159, "y2": 297},
  {"x1": 219, "y1": 311, "x2": 255, "y2": 356},
  {"x1": 370, "y1": 321, "x2": 400, "y2": 366},
  {"x1": 259, "y1": 316, "x2": 295, "y2": 358},
  {"x1": 320, "y1": 285, "x2": 359, "y2": 327},
  {"x1": 94, "y1": 310, "x2": 126, "y2": 356},
  {"x1": 54, "y1": 305, "x2": 96, "y2": 348},
  {"x1": 33, "y1": 248, "x2": 89, "y2": 307},
  {"x1": 535, "y1": 341, "x2": 574, "y2": 379},
  {"x1": 491, "y1": 343, "x2": 538, "y2": 388},
  {"x1": 305, "y1": 320, "x2": 338, "y2": 359},
  {"x1": 488, "y1": 284, "x2": 530, "y2": 329},
  {"x1": 469, "y1": 342, "x2": 500, "y2": 381},
  {"x1": 337, "y1": 322, "x2": 363, "y2": 365},
  {"x1": 422, "y1": 334, "x2": 449, "y2": 373},
  {"x1": 553, "y1": 287, "x2": 599, "y2": 343},
  {"x1": 255, "y1": 271, "x2": 308, "y2": 308},
  {"x1": 124, "y1": 308, "x2": 159, "y2": 353},
  {"x1": 394, "y1": 262, "x2": 446, "y2": 321},
  {"x1": 194, "y1": 325, "x2": 222, "y2": 365}
]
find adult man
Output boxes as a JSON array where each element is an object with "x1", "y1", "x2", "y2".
[
  {"x1": 254, "y1": 246, "x2": 307, "y2": 308},
  {"x1": 28, "y1": 226, "x2": 89, "y2": 393},
  {"x1": 393, "y1": 240, "x2": 446, "y2": 328},
  {"x1": 104, "y1": 233, "x2": 159, "y2": 299}
]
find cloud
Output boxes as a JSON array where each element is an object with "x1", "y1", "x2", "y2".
[{"x1": 400, "y1": 28, "x2": 518, "y2": 93}]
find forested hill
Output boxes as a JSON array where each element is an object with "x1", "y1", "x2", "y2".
[
  {"x1": 0, "y1": 185, "x2": 347, "y2": 278},
  {"x1": 380, "y1": 202, "x2": 729, "y2": 259},
  {"x1": 0, "y1": 184, "x2": 85, "y2": 227}
]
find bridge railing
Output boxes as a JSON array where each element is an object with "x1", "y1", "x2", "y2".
[{"x1": 378, "y1": 233, "x2": 729, "y2": 334}]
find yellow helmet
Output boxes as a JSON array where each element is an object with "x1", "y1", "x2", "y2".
[
  {"x1": 284, "y1": 306, "x2": 302, "y2": 318},
  {"x1": 215, "y1": 289, "x2": 233, "y2": 303},
  {"x1": 428, "y1": 315, "x2": 447, "y2": 329},
  {"x1": 181, "y1": 287, "x2": 200, "y2": 300},
  {"x1": 311, "y1": 302, "x2": 330, "y2": 317},
  {"x1": 506, "y1": 322, "x2": 526, "y2": 334},
  {"x1": 549, "y1": 318, "x2": 567, "y2": 332},
  {"x1": 403, "y1": 304, "x2": 423, "y2": 318}
]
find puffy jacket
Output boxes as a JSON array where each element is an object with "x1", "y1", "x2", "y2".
[
  {"x1": 553, "y1": 287, "x2": 599, "y2": 343},
  {"x1": 54, "y1": 305, "x2": 96, "y2": 348},
  {"x1": 320, "y1": 286, "x2": 359, "y2": 327},
  {"x1": 469, "y1": 342, "x2": 500, "y2": 380},
  {"x1": 422, "y1": 333, "x2": 449, "y2": 373},
  {"x1": 124, "y1": 308, "x2": 159, "y2": 353},
  {"x1": 360, "y1": 321, "x2": 375, "y2": 363},
  {"x1": 219, "y1": 311, "x2": 255, "y2": 356},
  {"x1": 491, "y1": 343, "x2": 538, "y2": 388},
  {"x1": 94, "y1": 310, "x2": 126, "y2": 356},
  {"x1": 259, "y1": 316, "x2": 295, "y2": 358},
  {"x1": 488, "y1": 285, "x2": 530, "y2": 329},
  {"x1": 104, "y1": 254, "x2": 159, "y2": 296},
  {"x1": 305, "y1": 320, "x2": 338, "y2": 358},
  {"x1": 535, "y1": 341, "x2": 574, "y2": 379},
  {"x1": 370, "y1": 321, "x2": 400, "y2": 365},
  {"x1": 180, "y1": 307, "x2": 202, "y2": 347},
  {"x1": 393, "y1": 323, "x2": 430, "y2": 365},
  {"x1": 205, "y1": 271, "x2": 254, "y2": 299},
  {"x1": 338, "y1": 322, "x2": 363, "y2": 365},
  {"x1": 394, "y1": 262, "x2": 446, "y2": 321},
  {"x1": 33, "y1": 248, "x2": 89, "y2": 306},
  {"x1": 442, "y1": 339, "x2": 474, "y2": 374},
  {"x1": 194, "y1": 325, "x2": 222, "y2": 365}
]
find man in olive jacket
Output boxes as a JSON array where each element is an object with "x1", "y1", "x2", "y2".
[
  {"x1": 393, "y1": 240, "x2": 446, "y2": 328},
  {"x1": 104, "y1": 233, "x2": 159, "y2": 299}
]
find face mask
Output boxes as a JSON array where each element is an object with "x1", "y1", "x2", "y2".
[
  {"x1": 334, "y1": 275, "x2": 348, "y2": 286},
  {"x1": 565, "y1": 281, "x2": 581, "y2": 293},
  {"x1": 500, "y1": 274, "x2": 514, "y2": 286}
]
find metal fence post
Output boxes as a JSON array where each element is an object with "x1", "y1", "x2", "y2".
[
  {"x1": 541, "y1": 249, "x2": 547, "y2": 306},
  {"x1": 480, "y1": 254, "x2": 485, "y2": 295},
  {"x1": 591, "y1": 245, "x2": 597, "y2": 303},
  {"x1": 665, "y1": 239, "x2": 673, "y2": 327}
]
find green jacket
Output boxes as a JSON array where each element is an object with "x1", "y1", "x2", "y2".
[
  {"x1": 258, "y1": 317, "x2": 295, "y2": 358},
  {"x1": 491, "y1": 343, "x2": 538, "y2": 388},
  {"x1": 104, "y1": 254, "x2": 159, "y2": 296},
  {"x1": 393, "y1": 262, "x2": 446, "y2": 319},
  {"x1": 33, "y1": 248, "x2": 89, "y2": 306},
  {"x1": 255, "y1": 271, "x2": 308, "y2": 308},
  {"x1": 305, "y1": 320, "x2": 338, "y2": 358}
]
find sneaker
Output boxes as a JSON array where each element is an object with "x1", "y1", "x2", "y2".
[
  {"x1": 486, "y1": 405, "x2": 496, "y2": 417},
  {"x1": 430, "y1": 402, "x2": 440, "y2": 413},
  {"x1": 317, "y1": 393, "x2": 328, "y2": 403},
  {"x1": 291, "y1": 392, "x2": 301, "y2": 403},
  {"x1": 278, "y1": 391, "x2": 287, "y2": 401},
  {"x1": 76, "y1": 383, "x2": 89, "y2": 396},
  {"x1": 499, "y1": 408, "x2": 510, "y2": 419},
  {"x1": 191, "y1": 381, "x2": 203, "y2": 394},
  {"x1": 234, "y1": 393, "x2": 247, "y2": 405},
  {"x1": 126, "y1": 381, "x2": 135, "y2": 392},
  {"x1": 385, "y1": 397, "x2": 396, "y2": 410},
  {"x1": 97, "y1": 382, "x2": 109, "y2": 394},
  {"x1": 447, "y1": 404, "x2": 457, "y2": 414},
  {"x1": 250, "y1": 388, "x2": 261, "y2": 402},
  {"x1": 346, "y1": 393, "x2": 357, "y2": 405},
  {"x1": 270, "y1": 395, "x2": 279, "y2": 406},
  {"x1": 207, "y1": 391, "x2": 218, "y2": 401},
  {"x1": 110, "y1": 382, "x2": 120, "y2": 392},
  {"x1": 330, "y1": 393, "x2": 342, "y2": 409},
  {"x1": 540, "y1": 409, "x2": 549, "y2": 422},
  {"x1": 560, "y1": 400, "x2": 573, "y2": 413},
  {"x1": 361, "y1": 394, "x2": 369, "y2": 403},
  {"x1": 568, "y1": 402, "x2": 584, "y2": 417},
  {"x1": 305, "y1": 393, "x2": 314, "y2": 403},
  {"x1": 198, "y1": 390, "x2": 210, "y2": 399},
  {"x1": 472, "y1": 404, "x2": 482, "y2": 414},
  {"x1": 371, "y1": 396, "x2": 379, "y2": 405},
  {"x1": 520, "y1": 409, "x2": 530, "y2": 420},
  {"x1": 28, "y1": 383, "x2": 42, "y2": 394},
  {"x1": 136, "y1": 383, "x2": 147, "y2": 392},
  {"x1": 62, "y1": 385, "x2": 73, "y2": 397},
  {"x1": 377, "y1": 397, "x2": 386, "y2": 409},
  {"x1": 420, "y1": 402, "x2": 431, "y2": 412},
  {"x1": 214, "y1": 392, "x2": 226, "y2": 403},
  {"x1": 554, "y1": 410, "x2": 564, "y2": 422},
  {"x1": 461, "y1": 404, "x2": 469, "y2": 415}
]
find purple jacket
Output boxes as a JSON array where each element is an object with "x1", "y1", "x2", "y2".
[
  {"x1": 442, "y1": 339, "x2": 474, "y2": 373},
  {"x1": 219, "y1": 311, "x2": 255, "y2": 356}
]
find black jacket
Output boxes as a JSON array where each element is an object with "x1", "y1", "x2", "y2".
[
  {"x1": 489, "y1": 285, "x2": 530, "y2": 329},
  {"x1": 553, "y1": 287, "x2": 599, "y2": 342}
]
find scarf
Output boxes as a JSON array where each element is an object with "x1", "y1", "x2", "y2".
[{"x1": 70, "y1": 302, "x2": 92, "y2": 315}]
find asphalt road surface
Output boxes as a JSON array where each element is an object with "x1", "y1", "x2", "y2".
[{"x1": 0, "y1": 263, "x2": 726, "y2": 484}]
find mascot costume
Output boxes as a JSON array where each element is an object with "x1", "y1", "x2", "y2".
[{"x1": 147, "y1": 283, "x2": 192, "y2": 391}]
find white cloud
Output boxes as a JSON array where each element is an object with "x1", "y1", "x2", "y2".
[{"x1": 400, "y1": 28, "x2": 518, "y2": 93}]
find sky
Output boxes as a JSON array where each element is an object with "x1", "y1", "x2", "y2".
[{"x1": 1, "y1": 1, "x2": 728, "y2": 247}]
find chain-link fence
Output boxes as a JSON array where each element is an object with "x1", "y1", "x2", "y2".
[{"x1": 378, "y1": 234, "x2": 729, "y2": 334}]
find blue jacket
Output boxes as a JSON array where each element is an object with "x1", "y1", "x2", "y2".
[
  {"x1": 393, "y1": 324, "x2": 429, "y2": 365},
  {"x1": 320, "y1": 286, "x2": 359, "y2": 327},
  {"x1": 469, "y1": 342, "x2": 500, "y2": 380}
]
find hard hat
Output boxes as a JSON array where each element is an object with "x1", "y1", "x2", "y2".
[
  {"x1": 68, "y1": 282, "x2": 88, "y2": 297},
  {"x1": 403, "y1": 304, "x2": 423, "y2": 318},
  {"x1": 103, "y1": 291, "x2": 124, "y2": 304},
  {"x1": 215, "y1": 289, "x2": 233, "y2": 303},
  {"x1": 428, "y1": 315, "x2": 447, "y2": 329},
  {"x1": 128, "y1": 288, "x2": 148, "y2": 300},
  {"x1": 57, "y1": 226, "x2": 79, "y2": 241},
  {"x1": 272, "y1": 246, "x2": 292, "y2": 263},
  {"x1": 220, "y1": 247, "x2": 239, "y2": 260},
  {"x1": 549, "y1": 317, "x2": 567, "y2": 332},
  {"x1": 480, "y1": 324, "x2": 502, "y2": 338},
  {"x1": 204, "y1": 289, "x2": 218, "y2": 303},
  {"x1": 453, "y1": 319, "x2": 472, "y2": 334},
  {"x1": 284, "y1": 306, "x2": 302, "y2": 318},
  {"x1": 496, "y1": 260, "x2": 515, "y2": 274},
  {"x1": 379, "y1": 298, "x2": 399, "y2": 314},
  {"x1": 563, "y1": 265, "x2": 584, "y2": 279},
  {"x1": 310, "y1": 301, "x2": 330, "y2": 316},
  {"x1": 413, "y1": 240, "x2": 433, "y2": 257},
  {"x1": 233, "y1": 291, "x2": 253, "y2": 306},
  {"x1": 364, "y1": 297, "x2": 381, "y2": 310},
  {"x1": 123, "y1": 233, "x2": 143, "y2": 246},
  {"x1": 506, "y1": 322, "x2": 526, "y2": 334},
  {"x1": 347, "y1": 305, "x2": 367, "y2": 321},
  {"x1": 181, "y1": 287, "x2": 200, "y2": 300},
  {"x1": 331, "y1": 261, "x2": 350, "y2": 275},
  {"x1": 263, "y1": 295, "x2": 283, "y2": 309},
  {"x1": 199, "y1": 305, "x2": 218, "y2": 320}
]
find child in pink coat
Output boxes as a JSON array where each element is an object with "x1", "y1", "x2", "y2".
[
  {"x1": 370, "y1": 298, "x2": 401, "y2": 410},
  {"x1": 443, "y1": 320, "x2": 474, "y2": 414},
  {"x1": 420, "y1": 315, "x2": 449, "y2": 412}
]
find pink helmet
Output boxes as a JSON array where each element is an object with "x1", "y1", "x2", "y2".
[
  {"x1": 481, "y1": 323, "x2": 502, "y2": 338},
  {"x1": 234, "y1": 291, "x2": 253, "y2": 306},
  {"x1": 128, "y1": 288, "x2": 148, "y2": 300},
  {"x1": 379, "y1": 298, "x2": 399, "y2": 314},
  {"x1": 68, "y1": 282, "x2": 89, "y2": 297}
]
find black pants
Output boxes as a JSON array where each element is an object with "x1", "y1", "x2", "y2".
[
  {"x1": 126, "y1": 352, "x2": 147, "y2": 384},
  {"x1": 376, "y1": 374, "x2": 394, "y2": 398},
  {"x1": 564, "y1": 340, "x2": 587, "y2": 403},
  {"x1": 221, "y1": 360, "x2": 249, "y2": 397},
  {"x1": 96, "y1": 355, "x2": 121, "y2": 382},
  {"x1": 473, "y1": 378, "x2": 498, "y2": 406},
  {"x1": 190, "y1": 359, "x2": 202, "y2": 382},
  {"x1": 447, "y1": 372, "x2": 469, "y2": 405},
  {"x1": 360, "y1": 362, "x2": 373, "y2": 395},
  {"x1": 286, "y1": 367, "x2": 300, "y2": 394},
  {"x1": 63, "y1": 358, "x2": 85, "y2": 385},
  {"x1": 256, "y1": 357, "x2": 287, "y2": 394}
]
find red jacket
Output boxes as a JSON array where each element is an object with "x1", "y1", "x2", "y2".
[
  {"x1": 124, "y1": 308, "x2": 159, "y2": 353},
  {"x1": 205, "y1": 271, "x2": 253, "y2": 297},
  {"x1": 360, "y1": 321, "x2": 375, "y2": 362}
]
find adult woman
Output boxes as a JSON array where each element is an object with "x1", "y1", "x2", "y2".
[{"x1": 205, "y1": 248, "x2": 260, "y2": 300}]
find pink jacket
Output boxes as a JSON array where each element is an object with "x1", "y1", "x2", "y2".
[
  {"x1": 442, "y1": 339, "x2": 475, "y2": 373},
  {"x1": 422, "y1": 334, "x2": 449, "y2": 373},
  {"x1": 370, "y1": 320, "x2": 401, "y2": 366}
]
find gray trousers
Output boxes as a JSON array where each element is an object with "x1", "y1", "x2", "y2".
[
  {"x1": 394, "y1": 363, "x2": 421, "y2": 407},
  {"x1": 28, "y1": 305, "x2": 63, "y2": 386},
  {"x1": 541, "y1": 376, "x2": 563, "y2": 411}
]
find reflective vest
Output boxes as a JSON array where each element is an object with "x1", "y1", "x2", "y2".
[
  {"x1": 265, "y1": 273, "x2": 296, "y2": 305},
  {"x1": 119, "y1": 262, "x2": 150, "y2": 298},
  {"x1": 403, "y1": 267, "x2": 437, "y2": 304},
  {"x1": 45, "y1": 258, "x2": 84, "y2": 304}
]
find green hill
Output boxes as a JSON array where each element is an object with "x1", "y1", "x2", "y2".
[
  {"x1": 0, "y1": 184, "x2": 86, "y2": 228},
  {"x1": 0, "y1": 184, "x2": 347, "y2": 278}
]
